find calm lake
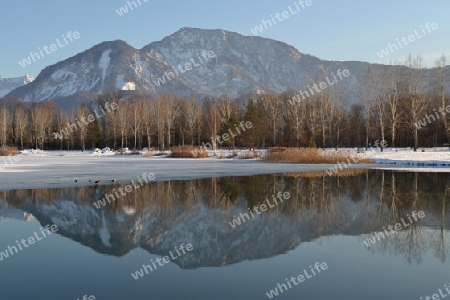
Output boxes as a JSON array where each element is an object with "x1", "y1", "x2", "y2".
[{"x1": 1, "y1": 170, "x2": 449, "y2": 300}]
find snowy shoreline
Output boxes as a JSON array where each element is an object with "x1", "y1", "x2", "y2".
[{"x1": 0, "y1": 148, "x2": 449, "y2": 191}]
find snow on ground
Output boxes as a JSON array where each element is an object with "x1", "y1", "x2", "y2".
[
  {"x1": 20, "y1": 148, "x2": 116, "y2": 157},
  {"x1": 370, "y1": 147, "x2": 450, "y2": 165},
  {"x1": 0, "y1": 147, "x2": 449, "y2": 191},
  {"x1": 322, "y1": 146, "x2": 450, "y2": 172},
  {"x1": 364, "y1": 147, "x2": 450, "y2": 172}
]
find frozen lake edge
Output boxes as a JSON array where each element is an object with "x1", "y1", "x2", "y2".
[{"x1": 1, "y1": 152, "x2": 450, "y2": 191}]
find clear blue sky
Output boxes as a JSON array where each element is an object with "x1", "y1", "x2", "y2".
[{"x1": 1, "y1": 0, "x2": 449, "y2": 78}]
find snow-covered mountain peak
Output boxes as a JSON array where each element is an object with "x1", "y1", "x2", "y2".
[{"x1": 0, "y1": 75, "x2": 35, "y2": 97}]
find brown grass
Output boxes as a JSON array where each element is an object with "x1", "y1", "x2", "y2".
[
  {"x1": 170, "y1": 145, "x2": 209, "y2": 158},
  {"x1": 0, "y1": 147, "x2": 19, "y2": 156},
  {"x1": 265, "y1": 147, "x2": 373, "y2": 164},
  {"x1": 144, "y1": 151, "x2": 153, "y2": 158}
]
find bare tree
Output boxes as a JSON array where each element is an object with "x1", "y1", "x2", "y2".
[
  {"x1": 97, "y1": 91, "x2": 123, "y2": 149},
  {"x1": 363, "y1": 67, "x2": 376, "y2": 149},
  {"x1": 183, "y1": 99, "x2": 200, "y2": 145},
  {"x1": 435, "y1": 54, "x2": 449, "y2": 146},
  {"x1": 55, "y1": 110, "x2": 69, "y2": 150},
  {"x1": 0, "y1": 104, "x2": 8, "y2": 147},
  {"x1": 347, "y1": 104, "x2": 364, "y2": 147},
  {"x1": 142, "y1": 99, "x2": 154, "y2": 149},
  {"x1": 386, "y1": 62, "x2": 403, "y2": 147},
  {"x1": 260, "y1": 94, "x2": 282, "y2": 146},
  {"x1": 153, "y1": 98, "x2": 166, "y2": 150},
  {"x1": 163, "y1": 97, "x2": 180, "y2": 148},
  {"x1": 303, "y1": 98, "x2": 318, "y2": 145},
  {"x1": 330, "y1": 88, "x2": 345, "y2": 149},
  {"x1": 129, "y1": 96, "x2": 145, "y2": 150},
  {"x1": 4, "y1": 97, "x2": 23, "y2": 147},
  {"x1": 374, "y1": 67, "x2": 388, "y2": 151},
  {"x1": 75, "y1": 105, "x2": 90, "y2": 151},
  {"x1": 316, "y1": 92, "x2": 332, "y2": 148},
  {"x1": 204, "y1": 98, "x2": 222, "y2": 151},
  {"x1": 405, "y1": 54, "x2": 427, "y2": 151},
  {"x1": 217, "y1": 96, "x2": 235, "y2": 124},
  {"x1": 14, "y1": 103, "x2": 28, "y2": 149},
  {"x1": 283, "y1": 90, "x2": 304, "y2": 146},
  {"x1": 116, "y1": 101, "x2": 129, "y2": 153},
  {"x1": 30, "y1": 101, "x2": 54, "y2": 149}
]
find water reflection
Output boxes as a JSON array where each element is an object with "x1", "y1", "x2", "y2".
[{"x1": 0, "y1": 170, "x2": 449, "y2": 266}]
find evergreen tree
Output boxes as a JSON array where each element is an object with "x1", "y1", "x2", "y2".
[
  {"x1": 88, "y1": 119, "x2": 101, "y2": 149},
  {"x1": 243, "y1": 98, "x2": 260, "y2": 147}
]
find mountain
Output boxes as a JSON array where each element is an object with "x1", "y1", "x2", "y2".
[
  {"x1": 4, "y1": 28, "x2": 449, "y2": 105},
  {"x1": 0, "y1": 75, "x2": 34, "y2": 97}
]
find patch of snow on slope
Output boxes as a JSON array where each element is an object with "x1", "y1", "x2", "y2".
[
  {"x1": 129, "y1": 54, "x2": 154, "y2": 91},
  {"x1": 99, "y1": 50, "x2": 112, "y2": 93},
  {"x1": 122, "y1": 82, "x2": 135, "y2": 90},
  {"x1": 31, "y1": 62, "x2": 102, "y2": 100},
  {"x1": 36, "y1": 79, "x2": 80, "y2": 98},
  {"x1": 51, "y1": 69, "x2": 78, "y2": 81},
  {"x1": 23, "y1": 75, "x2": 35, "y2": 84}
]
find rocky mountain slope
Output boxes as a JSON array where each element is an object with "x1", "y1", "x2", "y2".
[{"x1": 5, "y1": 28, "x2": 449, "y2": 106}]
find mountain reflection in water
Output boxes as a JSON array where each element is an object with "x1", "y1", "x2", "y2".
[{"x1": 1, "y1": 170, "x2": 449, "y2": 267}]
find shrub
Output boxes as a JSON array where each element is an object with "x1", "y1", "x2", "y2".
[
  {"x1": 265, "y1": 147, "x2": 373, "y2": 164},
  {"x1": 308, "y1": 138, "x2": 317, "y2": 148},
  {"x1": 0, "y1": 147, "x2": 19, "y2": 156},
  {"x1": 170, "y1": 145, "x2": 209, "y2": 158}
]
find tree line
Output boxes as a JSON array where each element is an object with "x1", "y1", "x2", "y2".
[{"x1": 0, "y1": 54, "x2": 448, "y2": 151}]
